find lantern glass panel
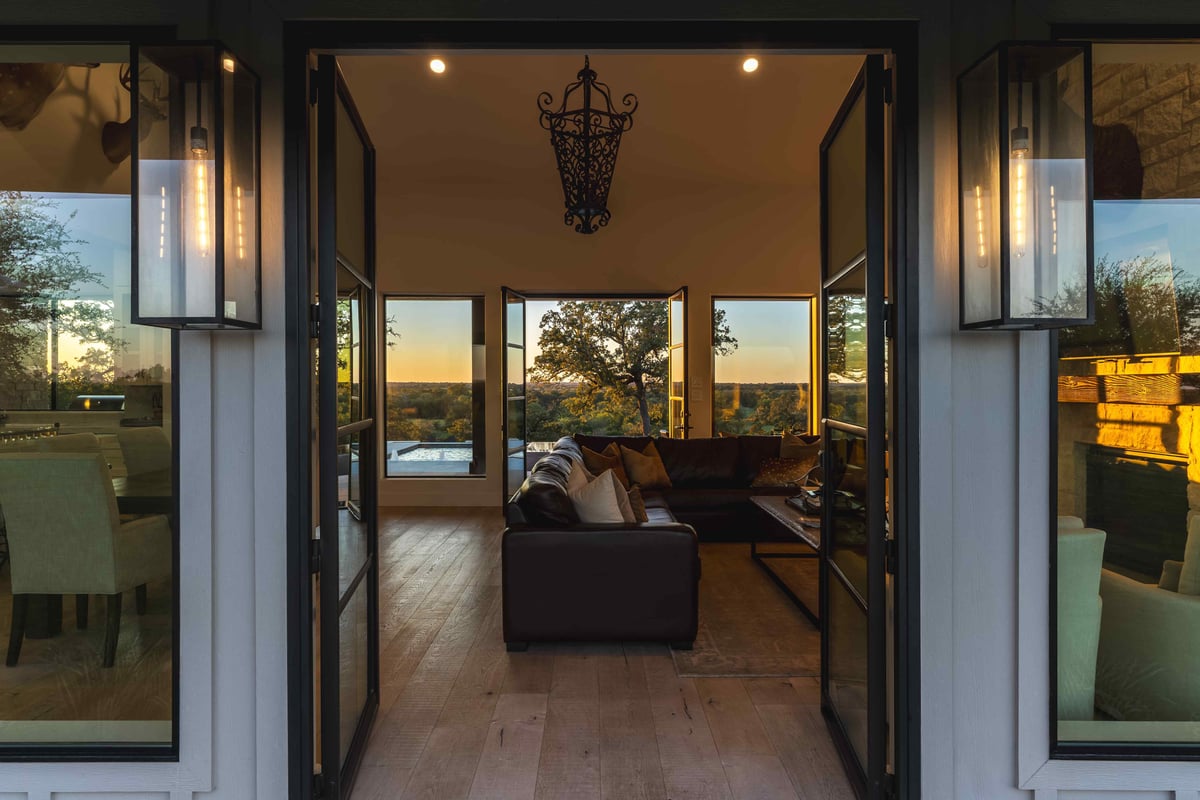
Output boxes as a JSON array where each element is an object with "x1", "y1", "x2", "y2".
[
  {"x1": 1005, "y1": 45, "x2": 1089, "y2": 322},
  {"x1": 959, "y1": 51, "x2": 1002, "y2": 325},
  {"x1": 136, "y1": 46, "x2": 218, "y2": 322},
  {"x1": 222, "y1": 53, "x2": 259, "y2": 325}
]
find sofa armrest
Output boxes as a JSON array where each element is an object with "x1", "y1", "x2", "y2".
[{"x1": 1097, "y1": 569, "x2": 1200, "y2": 721}]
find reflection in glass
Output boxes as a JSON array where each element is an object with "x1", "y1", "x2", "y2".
[
  {"x1": 338, "y1": 584, "x2": 368, "y2": 763},
  {"x1": 827, "y1": 428, "x2": 869, "y2": 599},
  {"x1": 828, "y1": 575, "x2": 869, "y2": 767},
  {"x1": 1055, "y1": 44, "x2": 1200, "y2": 747},
  {"x1": 713, "y1": 299, "x2": 813, "y2": 435},
  {"x1": 384, "y1": 298, "x2": 485, "y2": 477},
  {"x1": 0, "y1": 51, "x2": 175, "y2": 748},
  {"x1": 827, "y1": 267, "x2": 867, "y2": 427},
  {"x1": 337, "y1": 275, "x2": 362, "y2": 427}
]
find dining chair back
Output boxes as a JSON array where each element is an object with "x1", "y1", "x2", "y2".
[{"x1": 116, "y1": 427, "x2": 171, "y2": 476}]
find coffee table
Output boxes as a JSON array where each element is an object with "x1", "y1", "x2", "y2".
[{"x1": 750, "y1": 495, "x2": 821, "y2": 628}]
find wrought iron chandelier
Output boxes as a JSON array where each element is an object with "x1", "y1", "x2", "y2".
[{"x1": 538, "y1": 56, "x2": 638, "y2": 234}]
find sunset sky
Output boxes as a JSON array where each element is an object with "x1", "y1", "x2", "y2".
[{"x1": 384, "y1": 296, "x2": 812, "y2": 384}]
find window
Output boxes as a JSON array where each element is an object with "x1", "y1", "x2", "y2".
[
  {"x1": 383, "y1": 297, "x2": 485, "y2": 477},
  {"x1": 712, "y1": 297, "x2": 814, "y2": 436},
  {"x1": 524, "y1": 298, "x2": 670, "y2": 443},
  {"x1": 0, "y1": 46, "x2": 176, "y2": 754},
  {"x1": 1054, "y1": 42, "x2": 1200, "y2": 754}
]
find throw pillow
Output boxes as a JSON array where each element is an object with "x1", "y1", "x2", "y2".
[
  {"x1": 627, "y1": 485, "x2": 650, "y2": 523},
  {"x1": 568, "y1": 468, "x2": 626, "y2": 523},
  {"x1": 751, "y1": 456, "x2": 818, "y2": 488},
  {"x1": 1159, "y1": 560, "x2": 1184, "y2": 592},
  {"x1": 565, "y1": 459, "x2": 592, "y2": 495},
  {"x1": 581, "y1": 443, "x2": 630, "y2": 489},
  {"x1": 613, "y1": 474, "x2": 637, "y2": 524},
  {"x1": 620, "y1": 441, "x2": 673, "y2": 489},
  {"x1": 780, "y1": 430, "x2": 821, "y2": 460},
  {"x1": 1178, "y1": 516, "x2": 1200, "y2": 595}
]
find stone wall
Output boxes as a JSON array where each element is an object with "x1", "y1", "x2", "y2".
[{"x1": 1092, "y1": 62, "x2": 1200, "y2": 199}]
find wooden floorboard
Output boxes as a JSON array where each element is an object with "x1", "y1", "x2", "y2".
[{"x1": 349, "y1": 508, "x2": 853, "y2": 800}]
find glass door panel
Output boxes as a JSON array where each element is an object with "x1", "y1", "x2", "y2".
[
  {"x1": 314, "y1": 54, "x2": 378, "y2": 800},
  {"x1": 668, "y1": 287, "x2": 688, "y2": 437},
  {"x1": 819, "y1": 54, "x2": 889, "y2": 799},
  {"x1": 503, "y1": 288, "x2": 527, "y2": 502}
]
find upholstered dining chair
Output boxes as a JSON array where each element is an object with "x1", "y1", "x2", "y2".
[
  {"x1": 0, "y1": 453, "x2": 171, "y2": 668},
  {"x1": 116, "y1": 427, "x2": 171, "y2": 476}
]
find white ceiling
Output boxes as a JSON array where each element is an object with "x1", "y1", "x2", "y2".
[{"x1": 338, "y1": 53, "x2": 865, "y2": 192}]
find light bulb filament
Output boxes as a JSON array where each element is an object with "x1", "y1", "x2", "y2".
[
  {"x1": 194, "y1": 158, "x2": 210, "y2": 258},
  {"x1": 1012, "y1": 149, "x2": 1027, "y2": 258},
  {"x1": 974, "y1": 184, "x2": 986, "y2": 267}
]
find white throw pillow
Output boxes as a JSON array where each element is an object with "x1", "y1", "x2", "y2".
[
  {"x1": 565, "y1": 460, "x2": 592, "y2": 495},
  {"x1": 1178, "y1": 516, "x2": 1200, "y2": 595},
  {"x1": 568, "y1": 468, "x2": 626, "y2": 524}
]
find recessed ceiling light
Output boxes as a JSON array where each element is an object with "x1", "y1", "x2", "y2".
[
  {"x1": 429, "y1": 58, "x2": 447, "y2": 74},
  {"x1": 742, "y1": 57, "x2": 759, "y2": 73}
]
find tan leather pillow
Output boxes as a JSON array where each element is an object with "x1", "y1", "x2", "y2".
[
  {"x1": 751, "y1": 457, "x2": 817, "y2": 488},
  {"x1": 581, "y1": 443, "x2": 630, "y2": 489},
  {"x1": 620, "y1": 442, "x2": 673, "y2": 489},
  {"x1": 780, "y1": 430, "x2": 821, "y2": 461}
]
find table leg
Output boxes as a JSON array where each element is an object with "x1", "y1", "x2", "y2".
[{"x1": 750, "y1": 541, "x2": 821, "y2": 629}]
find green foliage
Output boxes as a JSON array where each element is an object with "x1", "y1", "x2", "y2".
[
  {"x1": 713, "y1": 383, "x2": 810, "y2": 435},
  {"x1": 531, "y1": 300, "x2": 736, "y2": 435},
  {"x1": 386, "y1": 382, "x2": 475, "y2": 443},
  {"x1": 0, "y1": 192, "x2": 125, "y2": 405}
]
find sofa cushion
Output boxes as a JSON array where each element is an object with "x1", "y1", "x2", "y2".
[
  {"x1": 653, "y1": 436, "x2": 739, "y2": 487},
  {"x1": 621, "y1": 442, "x2": 672, "y2": 489},
  {"x1": 734, "y1": 435, "x2": 784, "y2": 486},
  {"x1": 513, "y1": 450, "x2": 579, "y2": 525},
  {"x1": 574, "y1": 433, "x2": 652, "y2": 455},
  {"x1": 780, "y1": 431, "x2": 821, "y2": 460},
  {"x1": 645, "y1": 505, "x2": 678, "y2": 525},
  {"x1": 581, "y1": 443, "x2": 630, "y2": 489},
  {"x1": 1179, "y1": 516, "x2": 1200, "y2": 595},
  {"x1": 656, "y1": 486, "x2": 777, "y2": 510},
  {"x1": 568, "y1": 468, "x2": 627, "y2": 523}
]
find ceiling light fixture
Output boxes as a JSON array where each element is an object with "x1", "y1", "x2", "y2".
[
  {"x1": 429, "y1": 58, "x2": 446, "y2": 74},
  {"x1": 537, "y1": 55, "x2": 638, "y2": 234},
  {"x1": 742, "y1": 57, "x2": 760, "y2": 73}
]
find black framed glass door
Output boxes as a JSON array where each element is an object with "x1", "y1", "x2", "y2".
[
  {"x1": 502, "y1": 287, "x2": 527, "y2": 502},
  {"x1": 313, "y1": 54, "x2": 379, "y2": 800},
  {"x1": 667, "y1": 286, "x2": 690, "y2": 438},
  {"x1": 819, "y1": 54, "x2": 891, "y2": 799}
]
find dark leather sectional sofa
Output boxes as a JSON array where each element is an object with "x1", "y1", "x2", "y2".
[{"x1": 501, "y1": 433, "x2": 810, "y2": 651}]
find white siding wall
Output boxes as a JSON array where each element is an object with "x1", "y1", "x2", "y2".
[{"x1": 0, "y1": 0, "x2": 1199, "y2": 797}]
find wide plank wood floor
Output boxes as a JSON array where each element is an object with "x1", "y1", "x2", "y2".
[{"x1": 350, "y1": 508, "x2": 853, "y2": 800}]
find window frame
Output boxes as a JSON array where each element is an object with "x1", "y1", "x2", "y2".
[
  {"x1": 0, "y1": 30, "x2": 182, "y2": 764},
  {"x1": 381, "y1": 293, "x2": 487, "y2": 479},
  {"x1": 1040, "y1": 24, "x2": 1200, "y2": 771},
  {"x1": 710, "y1": 294, "x2": 818, "y2": 438}
]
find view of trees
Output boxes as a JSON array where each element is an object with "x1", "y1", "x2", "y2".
[
  {"x1": 0, "y1": 191, "x2": 130, "y2": 409},
  {"x1": 385, "y1": 382, "x2": 476, "y2": 443},
  {"x1": 713, "y1": 383, "x2": 811, "y2": 435}
]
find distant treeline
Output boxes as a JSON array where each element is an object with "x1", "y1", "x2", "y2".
[{"x1": 386, "y1": 380, "x2": 823, "y2": 443}]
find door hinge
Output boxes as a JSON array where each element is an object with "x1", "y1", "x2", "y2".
[
  {"x1": 309, "y1": 303, "x2": 321, "y2": 339},
  {"x1": 883, "y1": 67, "x2": 894, "y2": 105},
  {"x1": 309, "y1": 538, "x2": 322, "y2": 574},
  {"x1": 309, "y1": 69, "x2": 320, "y2": 105},
  {"x1": 883, "y1": 300, "x2": 897, "y2": 340},
  {"x1": 885, "y1": 537, "x2": 898, "y2": 575}
]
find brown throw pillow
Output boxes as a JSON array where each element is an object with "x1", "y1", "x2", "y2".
[
  {"x1": 620, "y1": 441, "x2": 673, "y2": 489},
  {"x1": 627, "y1": 485, "x2": 650, "y2": 523},
  {"x1": 581, "y1": 443, "x2": 630, "y2": 489},
  {"x1": 780, "y1": 430, "x2": 821, "y2": 462},
  {"x1": 751, "y1": 456, "x2": 818, "y2": 488}
]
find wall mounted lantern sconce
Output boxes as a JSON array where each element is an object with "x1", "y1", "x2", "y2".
[
  {"x1": 131, "y1": 42, "x2": 260, "y2": 329},
  {"x1": 538, "y1": 56, "x2": 638, "y2": 234},
  {"x1": 958, "y1": 42, "x2": 1094, "y2": 330}
]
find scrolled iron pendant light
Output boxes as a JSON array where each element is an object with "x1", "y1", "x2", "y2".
[{"x1": 538, "y1": 56, "x2": 638, "y2": 234}]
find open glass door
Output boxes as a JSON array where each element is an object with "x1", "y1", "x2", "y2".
[
  {"x1": 313, "y1": 54, "x2": 379, "y2": 800},
  {"x1": 819, "y1": 55, "x2": 890, "y2": 798},
  {"x1": 502, "y1": 287, "x2": 527, "y2": 502},
  {"x1": 668, "y1": 286, "x2": 689, "y2": 437}
]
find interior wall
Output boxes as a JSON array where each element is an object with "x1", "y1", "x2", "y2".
[{"x1": 340, "y1": 54, "x2": 859, "y2": 507}]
